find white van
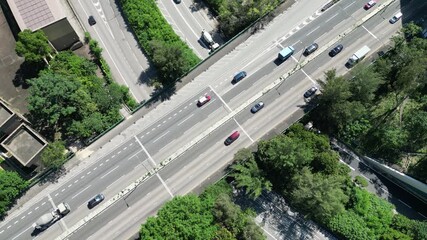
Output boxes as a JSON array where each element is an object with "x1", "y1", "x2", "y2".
[{"x1": 389, "y1": 12, "x2": 402, "y2": 24}]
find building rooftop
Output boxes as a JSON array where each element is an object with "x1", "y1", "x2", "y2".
[
  {"x1": 1, "y1": 124, "x2": 47, "y2": 166},
  {"x1": 6, "y1": 0, "x2": 65, "y2": 31},
  {"x1": 0, "y1": 101, "x2": 14, "y2": 127}
]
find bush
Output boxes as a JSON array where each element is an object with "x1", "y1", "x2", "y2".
[{"x1": 354, "y1": 175, "x2": 369, "y2": 187}]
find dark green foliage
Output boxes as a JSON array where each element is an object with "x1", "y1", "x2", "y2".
[
  {"x1": 230, "y1": 149, "x2": 272, "y2": 199},
  {"x1": 328, "y1": 210, "x2": 375, "y2": 240},
  {"x1": 15, "y1": 29, "x2": 53, "y2": 63},
  {"x1": 27, "y1": 52, "x2": 124, "y2": 140},
  {"x1": 140, "y1": 181, "x2": 264, "y2": 240},
  {"x1": 140, "y1": 195, "x2": 217, "y2": 240},
  {"x1": 0, "y1": 171, "x2": 28, "y2": 216},
  {"x1": 119, "y1": 0, "x2": 200, "y2": 85},
  {"x1": 213, "y1": 194, "x2": 265, "y2": 240},
  {"x1": 391, "y1": 214, "x2": 427, "y2": 240},
  {"x1": 204, "y1": 0, "x2": 281, "y2": 38},
  {"x1": 40, "y1": 141, "x2": 67, "y2": 169},
  {"x1": 289, "y1": 167, "x2": 348, "y2": 221},
  {"x1": 354, "y1": 176, "x2": 368, "y2": 187}
]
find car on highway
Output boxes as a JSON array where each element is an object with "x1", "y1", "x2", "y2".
[
  {"x1": 329, "y1": 44, "x2": 343, "y2": 57},
  {"x1": 232, "y1": 71, "x2": 247, "y2": 84},
  {"x1": 174, "y1": 0, "x2": 181, "y2": 3},
  {"x1": 303, "y1": 43, "x2": 319, "y2": 56},
  {"x1": 88, "y1": 193, "x2": 105, "y2": 209},
  {"x1": 88, "y1": 16, "x2": 96, "y2": 26},
  {"x1": 304, "y1": 86, "x2": 318, "y2": 98},
  {"x1": 251, "y1": 102, "x2": 264, "y2": 113},
  {"x1": 364, "y1": 0, "x2": 376, "y2": 10},
  {"x1": 197, "y1": 95, "x2": 211, "y2": 107},
  {"x1": 224, "y1": 131, "x2": 240, "y2": 145},
  {"x1": 389, "y1": 12, "x2": 402, "y2": 24}
]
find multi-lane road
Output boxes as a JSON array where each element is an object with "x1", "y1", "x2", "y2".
[{"x1": 1, "y1": 0, "x2": 426, "y2": 239}]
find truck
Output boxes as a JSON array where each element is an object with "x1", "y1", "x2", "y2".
[
  {"x1": 33, "y1": 203, "x2": 70, "y2": 231},
  {"x1": 201, "y1": 30, "x2": 220, "y2": 51},
  {"x1": 346, "y1": 45, "x2": 370, "y2": 67},
  {"x1": 278, "y1": 46, "x2": 295, "y2": 61}
]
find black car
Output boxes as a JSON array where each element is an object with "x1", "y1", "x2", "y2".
[
  {"x1": 251, "y1": 102, "x2": 264, "y2": 113},
  {"x1": 88, "y1": 193, "x2": 105, "y2": 209},
  {"x1": 329, "y1": 44, "x2": 343, "y2": 57},
  {"x1": 303, "y1": 43, "x2": 319, "y2": 56},
  {"x1": 304, "y1": 86, "x2": 318, "y2": 98},
  {"x1": 88, "y1": 16, "x2": 96, "y2": 26},
  {"x1": 174, "y1": 0, "x2": 181, "y2": 3}
]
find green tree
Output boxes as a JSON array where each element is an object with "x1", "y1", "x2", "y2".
[
  {"x1": 140, "y1": 195, "x2": 218, "y2": 239},
  {"x1": 403, "y1": 110, "x2": 427, "y2": 152},
  {"x1": 40, "y1": 141, "x2": 67, "y2": 169},
  {"x1": 230, "y1": 152, "x2": 272, "y2": 199},
  {"x1": 213, "y1": 194, "x2": 265, "y2": 240},
  {"x1": 290, "y1": 167, "x2": 348, "y2": 222},
  {"x1": 27, "y1": 72, "x2": 80, "y2": 138},
  {"x1": 15, "y1": 29, "x2": 53, "y2": 64},
  {"x1": 328, "y1": 210, "x2": 374, "y2": 240},
  {"x1": 350, "y1": 64, "x2": 384, "y2": 104},
  {"x1": 0, "y1": 171, "x2": 28, "y2": 216},
  {"x1": 257, "y1": 135, "x2": 313, "y2": 188}
]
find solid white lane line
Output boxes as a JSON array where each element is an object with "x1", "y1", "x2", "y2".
[
  {"x1": 233, "y1": 118, "x2": 254, "y2": 143},
  {"x1": 419, "y1": 212, "x2": 427, "y2": 219},
  {"x1": 177, "y1": 114, "x2": 194, "y2": 126},
  {"x1": 209, "y1": 85, "x2": 232, "y2": 112},
  {"x1": 362, "y1": 25, "x2": 379, "y2": 40},
  {"x1": 134, "y1": 136, "x2": 157, "y2": 167},
  {"x1": 156, "y1": 174, "x2": 174, "y2": 197},
  {"x1": 300, "y1": 69, "x2": 317, "y2": 85},
  {"x1": 305, "y1": 26, "x2": 320, "y2": 36},
  {"x1": 153, "y1": 131, "x2": 170, "y2": 143},
  {"x1": 71, "y1": 185, "x2": 91, "y2": 200},
  {"x1": 11, "y1": 226, "x2": 32, "y2": 240},
  {"x1": 100, "y1": 166, "x2": 119, "y2": 179},
  {"x1": 325, "y1": 13, "x2": 338, "y2": 23}
]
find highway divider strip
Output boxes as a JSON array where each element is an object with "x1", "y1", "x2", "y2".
[{"x1": 56, "y1": 1, "x2": 396, "y2": 238}]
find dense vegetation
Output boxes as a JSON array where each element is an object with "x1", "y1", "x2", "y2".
[
  {"x1": 0, "y1": 171, "x2": 28, "y2": 217},
  {"x1": 310, "y1": 23, "x2": 427, "y2": 181},
  {"x1": 204, "y1": 0, "x2": 281, "y2": 38},
  {"x1": 139, "y1": 181, "x2": 265, "y2": 240},
  {"x1": 230, "y1": 123, "x2": 427, "y2": 239},
  {"x1": 119, "y1": 0, "x2": 200, "y2": 86},
  {"x1": 14, "y1": 30, "x2": 132, "y2": 142}
]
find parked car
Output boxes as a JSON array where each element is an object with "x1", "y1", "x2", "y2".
[
  {"x1": 251, "y1": 102, "x2": 264, "y2": 113},
  {"x1": 329, "y1": 44, "x2": 343, "y2": 57},
  {"x1": 197, "y1": 95, "x2": 211, "y2": 107},
  {"x1": 304, "y1": 86, "x2": 318, "y2": 98},
  {"x1": 224, "y1": 131, "x2": 240, "y2": 145},
  {"x1": 303, "y1": 43, "x2": 319, "y2": 56},
  {"x1": 389, "y1": 12, "x2": 402, "y2": 24},
  {"x1": 88, "y1": 194, "x2": 104, "y2": 209},
  {"x1": 364, "y1": 0, "x2": 376, "y2": 10},
  {"x1": 232, "y1": 71, "x2": 247, "y2": 84},
  {"x1": 88, "y1": 16, "x2": 96, "y2": 26}
]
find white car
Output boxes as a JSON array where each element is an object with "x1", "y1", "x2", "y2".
[{"x1": 197, "y1": 95, "x2": 211, "y2": 107}]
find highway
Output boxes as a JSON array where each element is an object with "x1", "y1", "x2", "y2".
[
  {"x1": 157, "y1": 0, "x2": 221, "y2": 58},
  {"x1": 68, "y1": 0, "x2": 154, "y2": 103},
  {"x1": 0, "y1": 0, "x2": 426, "y2": 239}
]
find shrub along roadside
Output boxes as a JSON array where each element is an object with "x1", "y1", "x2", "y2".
[{"x1": 119, "y1": 0, "x2": 200, "y2": 86}]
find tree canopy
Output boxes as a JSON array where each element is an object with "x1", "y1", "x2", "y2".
[
  {"x1": 0, "y1": 171, "x2": 28, "y2": 217},
  {"x1": 40, "y1": 141, "x2": 67, "y2": 169},
  {"x1": 15, "y1": 29, "x2": 53, "y2": 64}
]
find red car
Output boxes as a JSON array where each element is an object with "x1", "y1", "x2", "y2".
[
  {"x1": 364, "y1": 0, "x2": 376, "y2": 10},
  {"x1": 197, "y1": 95, "x2": 211, "y2": 107},
  {"x1": 224, "y1": 131, "x2": 240, "y2": 145}
]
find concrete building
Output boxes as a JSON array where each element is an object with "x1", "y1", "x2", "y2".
[{"x1": 5, "y1": 0, "x2": 80, "y2": 50}]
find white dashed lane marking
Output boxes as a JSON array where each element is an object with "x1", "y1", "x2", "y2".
[
  {"x1": 87, "y1": 171, "x2": 91, "y2": 175},
  {"x1": 41, "y1": 202, "x2": 46, "y2": 206},
  {"x1": 28, "y1": 211, "x2": 32, "y2": 215},
  {"x1": 68, "y1": 184, "x2": 72, "y2": 188}
]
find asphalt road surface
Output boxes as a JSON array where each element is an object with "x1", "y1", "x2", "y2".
[
  {"x1": 1, "y1": 0, "x2": 426, "y2": 239},
  {"x1": 69, "y1": 0, "x2": 153, "y2": 103}
]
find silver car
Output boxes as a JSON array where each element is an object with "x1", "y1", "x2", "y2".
[{"x1": 251, "y1": 102, "x2": 264, "y2": 113}]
